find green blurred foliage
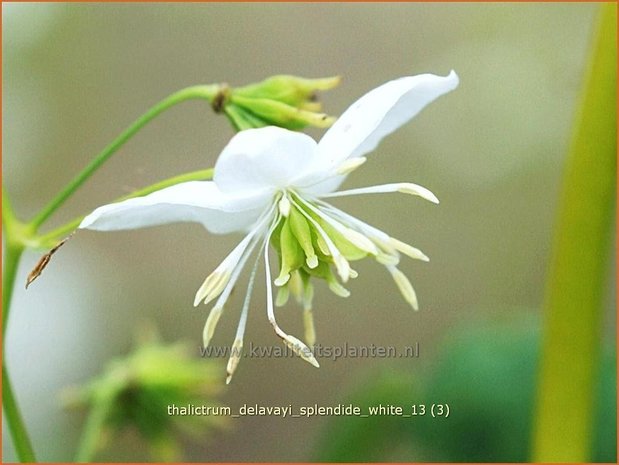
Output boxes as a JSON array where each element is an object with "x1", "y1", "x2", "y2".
[
  {"x1": 315, "y1": 315, "x2": 616, "y2": 462},
  {"x1": 64, "y1": 326, "x2": 227, "y2": 462}
]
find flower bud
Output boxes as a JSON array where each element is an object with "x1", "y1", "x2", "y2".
[
  {"x1": 217, "y1": 74, "x2": 340, "y2": 131},
  {"x1": 234, "y1": 75, "x2": 341, "y2": 109}
]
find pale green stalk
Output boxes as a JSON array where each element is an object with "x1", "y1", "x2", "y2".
[
  {"x1": 2, "y1": 192, "x2": 37, "y2": 462},
  {"x1": 38, "y1": 169, "x2": 214, "y2": 246},
  {"x1": 532, "y1": 4, "x2": 616, "y2": 461},
  {"x1": 30, "y1": 85, "x2": 218, "y2": 230},
  {"x1": 4, "y1": 86, "x2": 218, "y2": 462}
]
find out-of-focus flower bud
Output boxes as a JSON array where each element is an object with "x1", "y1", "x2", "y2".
[{"x1": 63, "y1": 325, "x2": 226, "y2": 462}]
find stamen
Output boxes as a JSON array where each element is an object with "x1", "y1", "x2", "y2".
[
  {"x1": 226, "y1": 252, "x2": 261, "y2": 384},
  {"x1": 194, "y1": 233, "x2": 252, "y2": 307},
  {"x1": 201, "y1": 207, "x2": 278, "y2": 347},
  {"x1": 288, "y1": 270, "x2": 304, "y2": 303},
  {"x1": 194, "y1": 270, "x2": 231, "y2": 307},
  {"x1": 336, "y1": 156, "x2": 367, "y2": 175},
  {"x1": 264, "y1": 219, "x2": 319, "y2": 368},
  {"x1": 225, "y1": 338, "x2": 243, "y2": 385},
  {"x1": 318, "y1": 203, "x2": 400, "y2": 263},
  {"x1": 333, "y1": 254, "x2": 351, "y2": 283},
  {"x1": 276, "y1": 285, "x2": 290, "y2": 307},
  {"x1": 388, "y1": 238, "x2": 429, "y2": 262},
  {"x1": 202, "y1": 306, "x2": 222, "y2": 348},
  {"x1": 295, "y1": 196, "x2": 378, "y2": 255},
  {"x1": 303, "y1": 280, "x2": 314, "y2": 311},
  {"x1": 342, "y1": 229, "x2": 379, "y2": 255},
  {"x1": 397, "y1": 183, "x2": 440, "y2": 204},
  {"x1": 387, "y1": 265, "x2": 419, "y2": 310},
  {"x1": 209, "y1": 232, "x2": 261, "y2": 313},
  {"x1": 203, "y1": 233, "x2": 260, "y2": 348},
  {"x1": 318, "y1": 201, "x2": 424, "y2": 265},
  {"x1": 278, "y1": 194, "x2": 291, "y2": 217},
  {"x1": 320, "y1": 182, "x2": 439, "y2": 204},
  {"x1": 303, "y1": 308, "x2": 316, "y2": 348},
  {"x1": 281, "y1": 334, "x2": 320, "y2": 367},
  {"x1": 376, "y1": 252, "x2": 400, "y2": 266},
  {"x1": 328, "y1": 279, "x2": 350, "y2": 298},
  {"x1": 194, "y1": 204, "x2": 276, "y2": 307},
  {"x1": 295, "y1": 154, "x2": 366, "y2": 191},
  {"x1": 317, "y1": 201, "x2": 392, "y2": 242}
]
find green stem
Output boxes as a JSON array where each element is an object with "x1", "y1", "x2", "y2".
[
  {"x1": 37, "y1": 168, "x2": 214, "y2": 245},
  {"x1": 29, "y1": 85, "x2": 219, "y2": 230},
  {"x1": 2, "y1": 243, "x2": 22, "y2": 341},
  {"x1": 3, "y1": 366, "x2": 36, "y2": 462},
  {"x1": 3, "y1": 85, "x2": 216, "y2": 460},
  {"x1": 3, "y1": 192, "x2": 37, "y2": 461},
  {"x1": 532, "y1": 4, "x2": 616, "y2": 462}
]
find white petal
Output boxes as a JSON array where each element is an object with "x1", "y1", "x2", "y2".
[
  {"x1": 79, "y1": 181, "x2": 270, "y2": 234},
  {"x1": 214, "y1": 126, "x2": 319, "y2": 195},
  {"x1": 320, "y1": 70, "x2": 459, "y2": 163},
  {"x1": 301, "y1": 71, "x2": 459, "y2": 195}
]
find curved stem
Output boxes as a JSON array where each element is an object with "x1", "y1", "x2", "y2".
[
  {"x1": 2, "y1": 243, "x2": 22, "y2": 341},
  {"x1": 3, "y1": 189, "x2": 23, "y2": 338},
  {"x1": 30, "y1": 85, "x2": 219, "y2": 230},
  {"x1": 37, "y1": 168, "x2": 214, "y2": 245},
  {"x1": 3, "y1": 365, "x2": 36, "y2": 462},
  {"x1": 2, "y1": 223, "x2": 36, "y2": 461},
  {"x1": 532, "y1": 4, "x2": 616, "y2": 461}
]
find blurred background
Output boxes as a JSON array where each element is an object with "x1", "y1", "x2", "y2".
[{"x1": 2, "y1": 2, "x2": 615, "y2": 462}]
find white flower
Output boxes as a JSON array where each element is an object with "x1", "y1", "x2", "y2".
[{"x1": 80, "y1": 71, "x2": 459, "y2": 382}]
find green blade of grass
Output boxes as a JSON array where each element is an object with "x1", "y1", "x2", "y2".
[{"x1": 532, "y1": 4, "x2": 617, "y2": 462}]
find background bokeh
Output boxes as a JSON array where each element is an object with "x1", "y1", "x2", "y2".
[{"x1": 2, "y1": 2, "x2": 615, "y2": 462}]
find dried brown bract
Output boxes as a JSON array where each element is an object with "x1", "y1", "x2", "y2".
[{"x1": 25, "y1": 234, "x2": 73, "y2": 289}]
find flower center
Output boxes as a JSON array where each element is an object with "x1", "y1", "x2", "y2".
[{"x1": 269, "y1": 189, "x2": 376, "y2": 309}]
